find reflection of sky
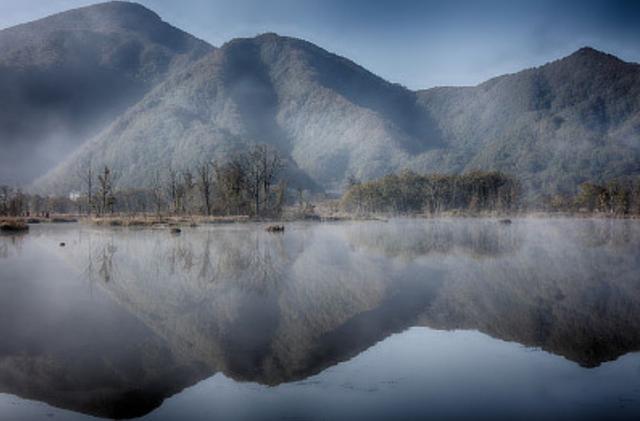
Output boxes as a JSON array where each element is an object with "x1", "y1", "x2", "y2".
[
  {"x1": 151, "y1": 328, "x2": 640, "y2": 420},
  {"x1": 1, "y1": 0, "x2": 639, "y2": 89}
]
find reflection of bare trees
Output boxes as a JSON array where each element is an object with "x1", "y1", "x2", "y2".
[
  {"x1": 0, "y1": 233, "x2": 26, "y2": 259},
  {"x1": 81, "y1": 233, "x2": 118, "y2": 284},
  {"x1": 198, "y1": 232, "x2": 214, "y2": 283},
  {"x1": 76, "y1": 227, "x2": 294, "y2": 297},
  {"x1": 98, "y1": 243, "x2": 117, "y2": 283},
  {"x1": 347, "y1": 220, "x2": 523, "y2": 260},
  {"x1": 0, "y1": 242, "x2": 7, "y2": 259},
  {"x1": 199, "y1": 230, "x2": 288, "y2": 293},
  {"x1": 573, "y1": 219, "x2": 640, "y2": 249}
]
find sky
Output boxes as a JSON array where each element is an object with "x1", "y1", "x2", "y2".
[{"x1": 1, "y1": 0, "x2": 639, "y2": 89}]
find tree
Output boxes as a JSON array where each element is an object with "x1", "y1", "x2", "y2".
[
  {"x1": 245, "y1": 144, "x2": 284, "y2": 217},
  {"x1": 166, "y1": 168, "x2": 182, "y2": 215},
  {"x1": 197, "y1": 161, "x2": 215, "y2": 216},
  {"x1": 340, "y1": 171, "x2": 520, "y2": 214},
  {"x1": 214, "y1": 158, "x2": 248, "y2": 215},
  {"x1": 77, "y1": 157, "x2": 95, "y2": 215},
  {"x1": 150, "y1": 170, "x2": 165, "y2": 216},
  {"x1": 96, "y1": 166, "x2": 116, "y2": 215},
  {"x1": 181, "y1": 170, "x2": 195, "y2": 214},
  {"x1": 0, "y1": 185, "x2": 10, "y2": 216}
]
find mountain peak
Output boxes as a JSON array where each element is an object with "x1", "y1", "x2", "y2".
[
  {"x1": 0, "y1": 1, "x2": 167, "y2": 39},
  {"x1": 564, "y1": 46, "x2": 626, "y2": 65}
]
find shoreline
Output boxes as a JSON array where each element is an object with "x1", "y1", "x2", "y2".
[{"x1": 2, "y1": 211, "x2": 639, "y2": 230}]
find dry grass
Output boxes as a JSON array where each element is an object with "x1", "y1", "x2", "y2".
[
  {"x1": 88, "y1": 214, "x2": 251, "y2": 227},
  {"x1": 0, "y1": 218, "x2": 29, "y2": 232}
]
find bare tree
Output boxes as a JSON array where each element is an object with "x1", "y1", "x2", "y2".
[
  {"x1": 77, "y1": 157, "x2": 95, "y2": 215},
  {"x1": 0, "y1": 185, "x2": 10, "y2": 216},
  {"x1": 181, "y1": 170, "x2": 195, "y2": 214},
  {"x1": 245, "y1": 144, "x2": 284, "y2": 217},
  {"x1": 198, "y1": 161, "x2": 215, "y2": 216},
  {"x1": 214, "y1": 158, "x2": 248, "y2": 215},
  {"x1": 96, "y1": 166, "x2": 116, "y2": 215},
  {"x1": 150, "y1": 170, "x2": 164, "y2": 216},
  {"x1": 166, "y1": 168, "x2": 180, "y2": 214}
]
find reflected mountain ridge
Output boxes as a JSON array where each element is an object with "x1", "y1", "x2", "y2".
[{"x1": 1, "y1": 219, "x2": 639, "y2": 418}]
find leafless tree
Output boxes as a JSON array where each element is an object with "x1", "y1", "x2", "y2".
[
  {"x1": 77, "y1": 157, "x2": 95, "y2": 215},
  {"x1": 214, "y1": 158, "x2": 247, "y2": 215},
  {"x1": 96, "y1": 166, "x2": 116, "y2": 215},
  {"x1": 245, "y1": 144, "x2": 284, "y2": 217},
  {"x1": 166, "y1": 168, "x2": 180, "y2": 214},
  {"x1": 150, "y1": 170, "x2": 164, "y2": 216},
  {"x1": 198, "y1": 161, "x2": 215, "y2": 216},
  {"x1": 181, "y1": 170, "x2": 195, "y2": 214}
]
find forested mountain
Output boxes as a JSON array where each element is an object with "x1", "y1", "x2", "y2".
[
  {"x1": 35, "y1": 32, "x2": 437, "y2": 194},
  {"x1": 0, "y1": 1, "x2": 212, "y2": 183},
  {"x1": 416, "y1": 47, "x2": 640, "y2": 197},
  {"x1": 1, "y1": 2, "x2": 638, "y2": 198}
]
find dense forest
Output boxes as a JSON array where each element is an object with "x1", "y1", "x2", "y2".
[
  {"x1": 544, "y1": 179, "x2": 640, "y2": 215},
  {"x1": 340, "y1": 171, "x2": 521, "y2": 214}
]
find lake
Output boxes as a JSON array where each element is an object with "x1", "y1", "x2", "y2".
[{"x1": 1, "y1": 218, "x2": 640, "y2": 420}]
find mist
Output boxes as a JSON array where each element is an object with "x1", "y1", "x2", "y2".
[{"x1": 0, "y1": 1, "x2": 212, "y2": 185}]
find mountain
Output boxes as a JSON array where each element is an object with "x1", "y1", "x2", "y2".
[
  {"x1": 0, "y1": 1, "x2": 212, "y2": 184},
  {"x1": 2, "y1": 3, "x2": 638, "y2": 196},
  {"x1": 416, "y1": 47, "x2": 640, "y2": 196},
  {"x1": 35, "y1": 32, "x2": 439, "y2": 193},
  {"x1": 36, "y1": 36, "x2": 640, "y2": 198}
]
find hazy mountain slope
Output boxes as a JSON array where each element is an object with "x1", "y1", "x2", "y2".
[
  {"x1": 416, "y1": 48, "x2": 640, "y2": 196},
  {"x1": 35, "y1": 33, "x2": 442, "y2": 193},
  {"x1": 15, "y1": 2, "x2": 639, "y2": 197},
  {"x1": 0, "y1": 1, "x2": 212, "y2": 183},
  {"x1": 38, "y1": 39, "x2": 640, "y2": 197}
]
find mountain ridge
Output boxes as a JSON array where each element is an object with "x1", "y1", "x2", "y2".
[{"x1": 0, "y1": 2, "x2": 638, "y2": 198}]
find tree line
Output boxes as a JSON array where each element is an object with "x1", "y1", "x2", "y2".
[
  {"x1": 340, "y1": 170, "x2": 521, "y2": 214},
  {"x1": 5, "y1": 152, "x2": 639, "y2": 219},
  {"x1": 76, "y1": 144, "x2": 286, "y2": 217},
  {"x1": 0, "y1": 144, "x2": 286, "y2": 218},
  {"x1": 544, "y1": 179, "x2": 640, "y2": 215}
]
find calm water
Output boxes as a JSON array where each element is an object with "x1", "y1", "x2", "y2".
[{"x1": 1, "y1": 218, "x2": 640, "y2": 420}]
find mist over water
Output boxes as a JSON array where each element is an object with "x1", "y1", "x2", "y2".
[{"x1": 1, "y1": 218, "x2": 640, "y2": 419}]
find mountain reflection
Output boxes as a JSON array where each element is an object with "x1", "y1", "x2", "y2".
[{"x1": 1, "y1": 219, "x2": 639, "y2": 419}]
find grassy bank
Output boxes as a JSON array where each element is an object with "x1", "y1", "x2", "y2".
[{"x1": 0, "y1": 218, "x2": 29, "y2": 232}]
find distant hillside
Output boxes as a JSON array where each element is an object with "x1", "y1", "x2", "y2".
[
  {"x1": 2, "y1": 3, "x2": 637, "y2": 198},
  {"x1": 36, "y1": 32, "x2": 439, "y2": 194},
  {"x1": 0, "y1": 1, "x2": 212, "y2": 183},
  {"x1": 36, "y1": 37, "x2": 640, "y2": 198},
  {"x1": 416, "y1": 47, "x2": 640, "y2": 197}
]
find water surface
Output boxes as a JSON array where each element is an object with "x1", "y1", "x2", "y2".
[{"x1": 1, "y1": 218, "x2": 640, "y2": 420}]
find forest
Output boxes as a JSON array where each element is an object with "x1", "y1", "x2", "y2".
[
  {"x1": 3, "y1": 153, "x2": 640, "y2": 219},
  {"x1": 1, "y1": 144, "x2": 287, "y2": 219},
  {"x1": 340, "y1": 171, "x2": 521, "y2": 214}
]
